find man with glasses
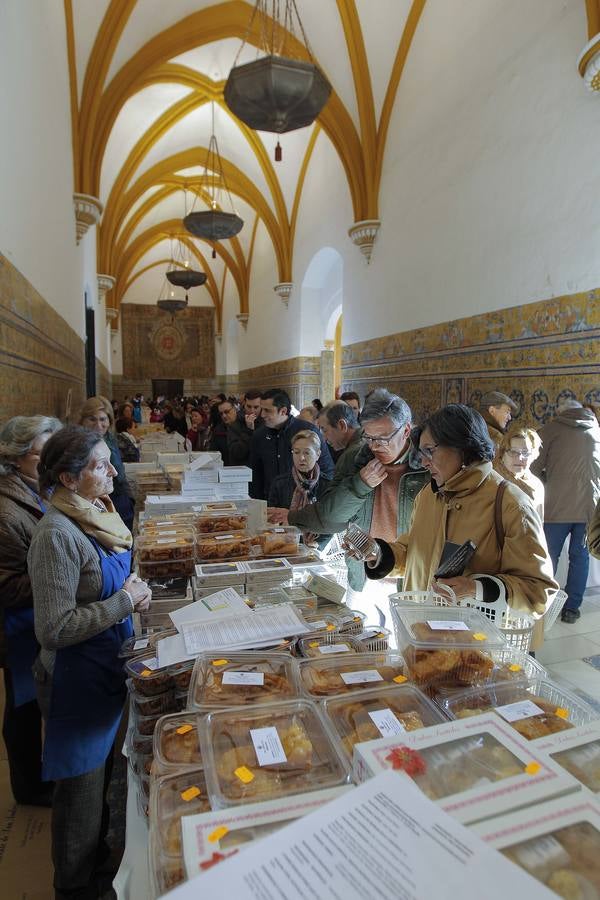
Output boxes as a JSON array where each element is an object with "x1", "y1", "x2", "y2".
[
  {"x1": 281, "y1": 388, "x2": 429, "y2": 591},
  {"x1": 219, "y1": 396, "x2": 255, "y2": 466}
]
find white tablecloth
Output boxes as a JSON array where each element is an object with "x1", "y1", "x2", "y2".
[{"x1": 114, "y1": 765, "x2": 150, "y2": 900}]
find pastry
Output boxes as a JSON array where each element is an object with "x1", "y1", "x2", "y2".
[
  {"x1": 160, "y1": 725, "x2": 201, "y2": 766},
  {"x1": 404, "y1": 622, "x2": 494, "y2": 687},
  {"x1": 200, "y1": 666, "x2": 293, "y2": 706},
  {"x1": 196, "y1": 515, "x2": 248, "y2": 534},
  {"x1": 455, "y1": 693, "x2": 575, "y2": 739},
  {"x1": 302, "y1": 662, "x2": 406, "y2": 696}
]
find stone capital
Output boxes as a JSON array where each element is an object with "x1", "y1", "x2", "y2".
[{"x1": 73, "y1": 193, "x2": 103, "y2": 244}]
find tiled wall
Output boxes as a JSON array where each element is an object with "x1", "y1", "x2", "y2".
[
  {"x1": 96, "y1": 359, "x2": 112, "y2": 406},
  {"x1": 341, "y1": 290, "x2": 600, "y2": 425},
  {"x1": 0, "y1": 252, "x2": 86, "y2": 421},
  {"x1": 238, "y1": 357, "x2": 321, "y2": 409}
]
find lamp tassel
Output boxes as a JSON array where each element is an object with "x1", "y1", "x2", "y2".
[
  {"x1": 212, "y1": 248, "x2": 217, "y2": 259},
  {"x1": 275, "y1": 140, "x2": 282, "y2": 162}
]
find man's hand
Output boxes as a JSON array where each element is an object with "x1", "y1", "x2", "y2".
[
  {"x1": 432, "y1": 576, "x2": 477, "y2": 603},
  {"x1": 359, "y1": 458, "x2": 388, "y2": 488},
  {"x1": 267, "y1": 507, "x2": 289, "y2": 525},
  {"x1": 245, "y1": 413, "x2": 257, "y2": 430}
]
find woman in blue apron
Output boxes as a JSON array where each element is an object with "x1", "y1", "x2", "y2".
[
  {"x1": 28, "y1": 426, "x2": 151, "y2": 900},
  {"x1": 0, "y1": 415, "x2": 61, "y2": 805}
]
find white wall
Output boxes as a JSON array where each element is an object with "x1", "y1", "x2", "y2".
[
  {"x1": 0, "y1": 1, "x2": 84, "y2": 336},
  {"x1": 344, "y1": 0, "x2": 596, "y2": 344}
]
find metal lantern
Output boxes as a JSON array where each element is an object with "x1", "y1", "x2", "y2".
[
  {"x1": 157, "y1": 297, "x2": 188, "y2": 316},
  {"x1": 224, "y1": 54, "x2": 331, "y2": 133},
  {"x1": 183, "y1": 208, "x2": 244, "y2": 242},
  {"x1": 166, "y1": 269, "x2": 207, "y2": 290}
]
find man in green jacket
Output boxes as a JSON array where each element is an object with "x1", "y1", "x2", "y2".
[{"x1": 269, "y1": 390, "x2": 429, "y2": 590}]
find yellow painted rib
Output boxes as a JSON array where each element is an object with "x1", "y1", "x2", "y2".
[{"x1": 63, "y1": 0, "x2": 79, "y2": 189}]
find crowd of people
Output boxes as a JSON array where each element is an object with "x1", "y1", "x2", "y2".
[{"x1": 0, "y1": 384, "x2": 599, "y2": 899}]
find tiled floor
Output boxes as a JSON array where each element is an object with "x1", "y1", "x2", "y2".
[{"x1": 537, "y1": 588, "x2": 600, "y2": 708}]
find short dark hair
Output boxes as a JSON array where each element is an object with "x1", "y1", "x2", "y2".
[
  {"x1": 38, "y1": 426, "x2": 104, "y2": 496},
  {"x1": 411, "y1": 404, "x2": 494, "y2": 465},
  {"x1": 115, "y1": 417, "x2": 131, "y2": 434},
  {"x1": 244, "y1": 389, "x2": 262, "y2": 401},
  {"x1": 312, "y1": 398, "x2": 323, "y2": 411},
  {"x1": 261, "y1": 389, "x2": 291, "y2": 414},
  {"x1": 320, "y1": 400, "x2": 359, "y2": 429},
  {"x1": 340, "y1": 391, "x2": 360, "y2": 405}
]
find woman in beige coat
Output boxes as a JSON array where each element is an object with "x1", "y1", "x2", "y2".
[{"x1": 365, "y1": 404, "x2": 557, "y2": 618}]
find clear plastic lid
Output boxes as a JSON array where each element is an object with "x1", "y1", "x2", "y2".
[
  {"x1": 254, "y1": 527, "x2": 302, "y2": 557},
  {"x1": 153, "y1": 712, "x2": 204, "y2": 771},
  {"x1": 170, "y1": 659, "x2": 195, "y2": 693},
  {"x1": 136, "y1": 558, "x2": 195, "y2": 578},
  {"x1": 337, "y1": 609, "x2": 368, "y2": 634},
  {"x1": 322, "y1": 684, "x2": 447, "y2": 762},
  {"x1": 431, "y1": 647, "x2": 547, "y2": 703},
  {"x1": 127, "y1": 680, "x2": 176, "y2": 717},
  {"x1": 136, "y1": 532, "x2": 195, "y2": 562},
  {"x1": 140, "y1": 521, "x2": 195, "y2": 536},
  {"x1": 150, "y1": 768, "x2": 210, "y2": 860},
  {"x1": 281, "y1": 585, "x2": 318, "y2": 605},
  {"x1": 551, "y1": 740, "x2": 600, "y2": 793},
  {"x1": 188, "y1": 652, "x2": 299, "y2": 710},
  {"x1": 125, "y1": 653, "x2": 172, "y2": 696},
  {"x1": 395, "y1": 733, "x2": 525, "y2": 802},
  {"x1": 134, "y1": 709, "x2": 165, "y2": 736},
  {"x1": 119, "y1": 634, "x2": 156, "y2": 659},
  {"x1": 146, "y1": 577, "x2": 190, "y2": 601},
  {"x1": 300, "y1": 611, "x2": 342, "y2": 632},
  {"x1": 199, "y1": 698, "x2": 350, "y2": 808},
  {"x1": 195, "y1": 511, "x2": 248, "y2": 533},
  {"x1": 296, "y1": 634, "x2": 364, "y2": 659},
  {"x1": 501, "y1": 821, "x2": 600, "y2": 895},
  {"x1": 298, "y1": 651, "x2": 408, "y2": 698},
  {"x1": 443, "y1": 678, "x2": 596, "y2": 739},
  {"x1": 195, "y1": 533, "x2": 254, "y2": 561}
]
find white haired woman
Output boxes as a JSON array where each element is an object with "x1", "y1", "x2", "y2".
[{"x1": 0, "y1": 414, "x2": 61, "y2": 806}]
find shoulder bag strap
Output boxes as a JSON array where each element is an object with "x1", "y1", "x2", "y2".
[{"x1": 494, "y1": 480, "x2": 508, "y2": 550}]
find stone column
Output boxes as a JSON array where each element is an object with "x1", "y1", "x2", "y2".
[{"x1": 320, "y1": 341, "x2": 335, "y2": 404}]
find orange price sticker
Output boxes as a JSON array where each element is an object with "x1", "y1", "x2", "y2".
[
  {"x1": 176, "y1": 724, "x2": 193, "y2": 736},
  {"x1": 509, "y1": 664, "x2": 522, "y2": 672},
  {"x1": 208, "y1": 826, "x2": 229, "y2": 844},
  {"x1": 393, "y1": 675, "x2": 407, "y2": 684},
  {"x1": 353, "y1": 617, "x2": 361, "y2": 623},
  {"x1": 524, "y1": 762, "x2": 541, "y2": 776},
  {"x1": 472, "y1": 633, "x2": 487, "y2": 641},
  {"x1": 212, "y1": 659, "x2": 229, "y2": 666},
  {"x1": 180, "y1": 786, "x2": 201, "y2": 802},
  {"x1": 309, "y1": 641, "x2": 319, "y2": 648},
  {"x1": 141, "y1": 669, "x2": 152, "y2": 677},
  {"x1": 555, "y1": 708, "x2": 569, "y2": 719},
  {"x1": 235, "y1": 766, "x2": 254, "y2": 784},
  {"x1": 326, "y1": 625, "x2": 336, "y2": 632}
]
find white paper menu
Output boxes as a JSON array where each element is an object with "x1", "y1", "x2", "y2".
[
  {"x1": 180, "y1": 603, "x2": 310, "y2": 655},
  {"x1": 160, "y1": 771, "x2": 554, "y2": 899}
]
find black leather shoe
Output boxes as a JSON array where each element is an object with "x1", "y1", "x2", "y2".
[{"x1": 561, "y1": 608, "x2": 581, "y2": 623}]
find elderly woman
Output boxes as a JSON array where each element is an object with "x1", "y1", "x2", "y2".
[
  {"x1": 79, "y1": 396, "x2": 135, "y2": 530},
  {"x1": 115, "y1": 416, "x2": 140, "y2": 463},
  {"x1": 268, "y1": 430, "x2": 331, "y2": 547},
  {"x1": 365, "y1": 404, "x2": 557, "y2": 616},
  {"x1": 497, "y1": 424, "x2": 544, "y2": 519},
  {"x1": 28, "y1": 426, "x2": 151, "y2": 900},
  {"x1": 0, "y1": 415, "x2": 61, "y2": 806}
]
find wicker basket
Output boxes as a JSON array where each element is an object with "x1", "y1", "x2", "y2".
[{"x1": 543, "y1": 589, "x2": 567, "y2": 634}]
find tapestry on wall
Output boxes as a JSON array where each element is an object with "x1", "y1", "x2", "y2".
[{"x1": 120, "y1": 304, "x2": 215, "y2": 380}]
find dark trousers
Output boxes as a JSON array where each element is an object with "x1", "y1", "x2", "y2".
[
  {"x1": 34, "y1": 658, "x2": 116, "y2": 900},
  {"x1": 2, "y1": 666, "x2": 48, "y2": 802},
  {"x1": 544, "y1": 522, "x2": 590, "y2": 612}
]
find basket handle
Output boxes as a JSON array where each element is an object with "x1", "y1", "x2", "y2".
[
  {"x1": 430, "y1": 583, "x2": 457, "y2": 605},
  {"x1": 455, "y1": 573, "x2": 511, "y2": 618}
]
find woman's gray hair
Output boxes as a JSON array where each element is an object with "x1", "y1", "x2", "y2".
[
  {"x1": 0, "y1": 415, "x2": 63, "y2": 475},
  {"x1": 360, "y1": 388, "x2": 411, "y2": 429}
]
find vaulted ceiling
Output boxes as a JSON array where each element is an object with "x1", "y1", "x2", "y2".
[{"x1": 66, "y1": 0, "x2": 428, "y2": 329}]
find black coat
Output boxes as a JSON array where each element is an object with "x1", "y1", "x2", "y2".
[{"x1": 249, "y1": 416, "x2": 334, "y2": 500}]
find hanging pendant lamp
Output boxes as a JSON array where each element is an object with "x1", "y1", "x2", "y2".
[
  {"x1": 183, "y1": 105, "x2": 244, "y2": 242},
  {"x1": 224, "y1": 1, "x2": 331, "y2": 145}
]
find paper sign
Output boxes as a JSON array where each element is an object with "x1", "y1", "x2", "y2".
[
  {"x1": 180, "y1": 604, "x2": 310, "y2": 655},
  {"x1": 133, "y1": 638, "x2": 150, "y2": 651},
  {"x1": 426, "y1": 620, "x2": 470, "y2": 631},
  {"x1": 222, "y1": 671, "x2": 265, "y2": 686},
  {"x1": 318, "y1": 644, "x2": 350, "y2": 655},
  {"x1": 495, "y1": 700, "x2": 544, "y2": 723},
  {"x1": 368, "y1": 708, "x2": 406, "y2": 737},
  {"x1": 250, "y1": 727, "x2": 287, "y2": 766},
  {"x1": 341, "y1": 669, "x2": 384, "y2": 685}
]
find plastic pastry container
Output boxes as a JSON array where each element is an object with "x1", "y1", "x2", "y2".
[
  {"x1": 442, "y1": 678, "x2": 596, "y2": 739},
  {"x1": 127, "y1": 681, "x2": 177, "y2": 717},
  {"x1": 125, "y1": 654, "x2": 172, "y2": 696},
  {"x1": 254, "y1": 526, "x2": 302, "y2": 557},
  {"x1": 199, "y1": 698, "x2": 350, "y2": 808},
  {"x1": 128, "y1": 730, "x2": 153, "y2": 756},
  {"x1": 150, "y1": 768, "x2": 211, "y2": 897},
  {"x1": 195, "y1": 510, "x2": 248, "y2": 534},
  {"x1": 536, "y1": 724, "x2": 600, "y2": 794},
  {"x1": 187, "y1": 652, "x2": 299, "y2": 710},
  {"x1": 136, "y1": 557, "x2": 195, "y2": 578},
  {"x1": 280, "y1": 584, "x2": 318, "y2": 607},
  {"x1": 153, "y1": 712, "x2": 204, "y2": 772},
  {"x1": 393, "y1": 605, "x2": 506, "y2": 689},
  {"x1": 299, "y1": 611, "x2": 342, "y2": 633},
  {"x1": 195, "y1": 533, "x2": 255, "y2": 561},
  {"x1": 170, "y1": 660, "x2": 195, "y2": 693},
  {"x1": 322, "y1": 683, "x2": 447, "y2": 763},
  {"x1": 119, "y1": 634, "x2": 155, "y2": 659},
  {"x1": 296, "y1": 633, "x2": 365, "y2": 659},
  {"x1": 430, "y1": 647, "x2": 547, "y2": 703},
  {"x1": 135, "y1": 710, "x2": 164, "y2": 736},
  {"x1": 298, "y1": 651, "x2": 409, "y2": 699},
  {"x1": 353, "y1": 626, "x2": 392, "y2": 652},
  {"x1": 136, "y1": 532, "x2": 195, "y2": 562},
  {"x1": 336, "y1": 609, "x2": 368, "y2": 635}
]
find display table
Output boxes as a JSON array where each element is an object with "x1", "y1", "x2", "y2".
[{"x1": 113, "y1": 763, "x2": 150, "y2": 900}]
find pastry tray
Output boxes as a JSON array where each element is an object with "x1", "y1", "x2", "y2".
[
  {"x1": 298, "y1": 651, "x2": 408, "y2": 698},
  {"x1": 187, "y1": 652, "x2": 300, "y2": 710}
]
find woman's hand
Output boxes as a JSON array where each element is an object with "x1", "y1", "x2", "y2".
[
  {"x1": 267, "y1": 507, "x2": 289, "y2": 525},
  {"x1": 359, "y1": 458, "x2": 388, "y2": 488},
  {"x1": 125, "y1": 574, "x2": 152, "y2": 611},
  {"x1": 432, "y1": 576, "x2": 477, "y2": 603}
]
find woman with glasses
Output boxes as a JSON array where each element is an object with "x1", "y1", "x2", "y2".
[
  {"x1": 268, "y1": 430, "x2": 332, "y2": 547},
  {"x1": 79, "y1": 397, "x2": 135, "y2": 531},
  {"x1": 497, "y1": 425, "x2": 544, "y2": 519},
  {"x1": 365, "y1": 404, "x2": 556, "y2": 616}
]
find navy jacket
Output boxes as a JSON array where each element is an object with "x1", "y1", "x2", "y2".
[{"x1": 249, "y1": 416, "x2": 334, "y2": 500}]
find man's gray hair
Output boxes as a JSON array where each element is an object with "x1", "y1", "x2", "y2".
[
  {"x1": 0, "y1": 415, "x2": 63, "y2": 475},
  {"x1": 319, "y1": 400, "x2": 359, "y2": 429},
  {"x1": 557, "y1": 398, "x2": 582, "y2": 412},
  {"x1": 360, "y1": 388, "x2": 411, "y2": 428}
]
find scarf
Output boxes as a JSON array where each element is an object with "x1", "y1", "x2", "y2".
[
  {"x1": 290, "y1": 464, "x2": 320, "y2": 547},
  {"x1": 50, "y1": 485, "x2": 132, "y2": 552}
]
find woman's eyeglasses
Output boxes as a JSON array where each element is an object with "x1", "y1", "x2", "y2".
[
  {"x1": 416, "y1": 444, "x2": 440, "y2": 462},
  {"x1": 506, "y1": 449, "x2": 533, "y2": 460}
]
